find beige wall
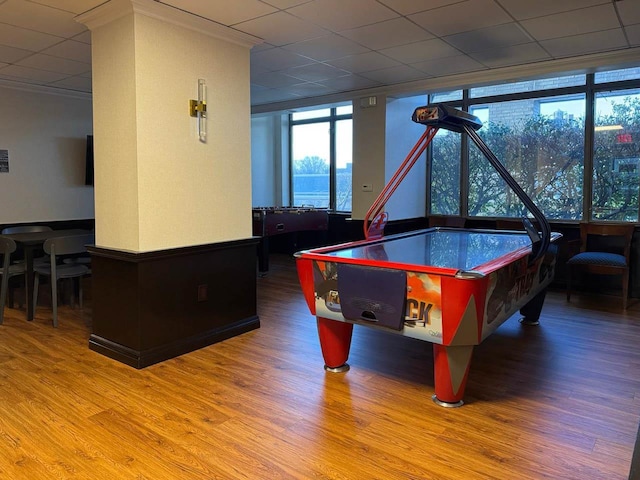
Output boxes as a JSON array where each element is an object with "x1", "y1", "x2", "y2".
[
  {"x1": 91, "y1": 13, "x2": 139, "y2": 249},
  {"x1": 0, "y1": 85, "x2": 93, "y2": 224},
  {"x1": 352, "y1": 95, "x2": 387, "y2": 220},
  {"x1": 89, "y1": 4, "x2": 254, "y2": 252}
]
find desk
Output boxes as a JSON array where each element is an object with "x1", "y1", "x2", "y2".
[
  {"x1": 295, "y1": 227, "x2": 562, "y2": 407},
  {"x1": 4, "y1": 229, "x2": 90, "y2": 320},
  {"x1": 252, "y1": 207, "x2": 328, "y2": 274}
]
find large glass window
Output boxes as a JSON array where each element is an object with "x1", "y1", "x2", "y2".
[
  {"x1": 430, "y1": 129, "x2": 461, "y2": 215},
  {"x1": 290, "y1": 105, "x2": 353, "y2": 210},
  {"x1": 470, "y1": 75, "x2": 586, "y2": 98},
  {"x1": 595, "y1": 67, "x2": 640, "y2": 84},
  {"x1": 467, "y1": 95, "x2": 585, "y2": 219},
  {"x1": 593, "y1": 89, "x2": 640, "y2": 221},
  {"x1": 335, "y1": 119, "x2": 353, "y2": 211},
  {"x1": 291, "y1": 122, "x2": 330, "y2": 208}
]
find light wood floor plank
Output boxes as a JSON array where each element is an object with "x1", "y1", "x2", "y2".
[{"x1": 0, "y1": 253, "x2": 638, "y2": 479}]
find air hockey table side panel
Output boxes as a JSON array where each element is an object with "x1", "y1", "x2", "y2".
[{"x1": 295, "y1": 240, "x2": 557, "y2": 346}]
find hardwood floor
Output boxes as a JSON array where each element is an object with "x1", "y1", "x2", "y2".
[{"x1": 0, "y1": 254, "x2": 638, "y2": 479}]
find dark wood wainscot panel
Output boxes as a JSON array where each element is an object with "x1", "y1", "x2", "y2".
[{"x1": 87, "y1": 238, "x2": 260, "y2": 368}]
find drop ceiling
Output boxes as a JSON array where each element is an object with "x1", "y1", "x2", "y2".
[{"x1": 0, "y1": 0, "x2": 638, "y2": 110}]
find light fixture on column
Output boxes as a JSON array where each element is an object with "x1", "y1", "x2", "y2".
[{"x1": 189, "y1": 78, "x2": 207, "y2": 142}]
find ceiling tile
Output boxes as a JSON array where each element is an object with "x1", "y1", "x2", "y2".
[
  {"x1": 251, "y1": 70, "x2": 304, "y2": 88},
  {"x1": 251, "y1": 47, "x2": 314, "y2": 71},
  {"x1": 41, "y1": 39, "x2": 91, "y2": 63},
  {"x1": 540, "y1": 29, "x2": 628, "y2": 57},
  {"x1": 626, "y1": 24, "x2": 640, "y2": 45},
  {"x1": 251, "y1": 86, "x2": 301, "y2": 104},
  {"x1": 470, "y1": 42, "x2": 551, "y2": 67},
  {"x1": 0, "y1": 0, "x2": 86, "y2": 37},
  {"x1": 287, "y1": 0, "x2": 398, "y2": 31},
  {"x1": 49, "y1": 75, "x2": 92, "y2": 92},
  {"x1": 380, "y1": 38, "x2": 460, "y2": 63},
  {"x1": 412, "y1": 55, "x2": 486, "y2": 76},
  {"x1": 326, "y1": 51, "x2": 400, "y2": 73},
  {"x1": 318, "y1": 73, "x2": 381, "y2": 90},
  {"x1": 359, "y1": 65, "x2": 427, "y2": 84},
  {"x1": 251, "y1": 42, "x2": 274, "y2": 53},
  {"x1": 25, "y1": 0, "x2": 106, "y2": 14},
  {"x1": 410, "y1": 0, "x2": 512, "y2": 36},
  {"x1": 0, "y1": 64, "x2": 68, "y2": 82},
  {"x1": 262, "y1": 0, "x2": 309, "y2": 8},
  {"x1": 282, "y1": 34, "x2": 369, "y2": 61},
  {"x1": 340, "y1": 17, "x2": 433, "y2": 50},
  {"x1": 250, "y1": 62, "x2": 271, "y2": 76},
  {"x1": 377, "y1": 0, "x2": 462, "y2": 16},
  {"x1": 521, "y1": 4, "x2": 621, "y2": 41},
  {"x1": 160, "y1": 0, "x2": 277, "y2": 26},
  {"x1": 234, "y1": 11, "x2": 328, "y2": 46},
  {"x1": 497, "y1": 0, "x2": 610, "y2": 21},
  {"x1": 0, "y1": 23, "x2": 62, "y2": 52},
  {"x1": 284, "y1": 62, "x2": 349, "y2": 81},
  {"x1": 71, "y1": 31, "x2": 91, "y2": 44},
  {"x1": 0, "y1": 44, "x2": 34, "y2": 63},
  {"x1": 0, "y1": 0, "x2": 632, "y2": 107},
  {"x1": 16, "y1": 53, "x2": 90, "y2": 75},
  {"x1": 444, "y1": 23, "x2": 532, "y2": 54},
  {"x1": 616, "y1": 0, "x2": 640, "y2": 26},
  {"x1": 287, "y1": 81, "x2": 332, "y2": 97}
]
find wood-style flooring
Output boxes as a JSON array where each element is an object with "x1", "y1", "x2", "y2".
[{"x1": 0, "y1": 253, "x2": 638, "y2": 479}]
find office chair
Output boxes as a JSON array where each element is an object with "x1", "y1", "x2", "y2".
[{"x1": 566, "y1": 223, "x2": 634, "y2": 309}]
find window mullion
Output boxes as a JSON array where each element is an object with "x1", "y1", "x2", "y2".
[{"x1": 583, "y1": 74, "x2": 595, "y2": 222}]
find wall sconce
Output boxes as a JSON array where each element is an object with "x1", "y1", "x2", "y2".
[{"x1": 189, "y1": 78, "x2": 207, "y2": 142}]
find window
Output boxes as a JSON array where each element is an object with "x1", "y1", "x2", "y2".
[
  {"x1": 469, "y1": 74, "x2": 586, "y2": 98},
  {"x1": 430, "y1": 90, "x2": 463, "y2": 102},
  {"x1": 291, "y1": 122, "x2": 330, "y2": 208},
  {"x1": 290, "y1": 105, "x2": 353, "y2": 210},
  {"x1": 594, "y1": 67, "x2": 640, "y2": 84},
  {"x1": 430, "y1": 129, "x2": 461, "y2": 216},
  {"x1": 425, "y1": 70, "x2": 640, "y2": 223},
  {"x1": 468, "y1": 95, "x2": 585, "y2": 220},
  {"x1": 592, "y1": 89, "x2": 640, "y2": 221}
]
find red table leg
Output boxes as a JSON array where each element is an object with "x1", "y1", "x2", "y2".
[
  {"x1": 317, "y1": 317, "x2": 353, "y2": 372},
  {"x1": 432, "y1": 344, "x2": 475, "y2": 407}
]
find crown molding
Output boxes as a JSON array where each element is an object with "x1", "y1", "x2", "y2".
[
  {"x1": 0, "y1": 78, "x2": 91, "y2": 100},
  {"x1": 76, "y1": 0, "x2": 262, "y2": 48}
]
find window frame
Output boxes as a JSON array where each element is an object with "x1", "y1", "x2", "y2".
[
  {"x1": 426, "y1": 71, "x2": 640, "y2": 223},
  {"x1": 289, "y1": 106, "x2": 353, "y2": 211}
]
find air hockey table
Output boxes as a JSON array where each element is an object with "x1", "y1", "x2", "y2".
[
  {"x1": 295, "y1": 227, "x2": 560, "y2": 407},
  {"x1": 295, "y1": 103, "x2": 561, "y2": 407}
]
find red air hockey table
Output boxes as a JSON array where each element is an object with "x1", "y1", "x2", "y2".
[
  {"x1": 295, "y1": 103, "x2": 561, "y2": 407},
  {"x1": 295, "y1": 227, "x2": 560, "y2": 407}
]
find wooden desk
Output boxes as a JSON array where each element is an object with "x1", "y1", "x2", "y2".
[{"x1": 4, "y1": 229, "x2": 91, "y2": 320}]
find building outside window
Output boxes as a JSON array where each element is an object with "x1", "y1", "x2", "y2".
[{"x1": 290, "y1": 105, "x2": 353, "y2": 211}]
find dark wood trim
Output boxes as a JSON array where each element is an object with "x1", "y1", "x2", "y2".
[
  {"x1": 0, "y1": 218, "x2": 95, "y2": 232},
  {"x1": 87, "y1": 238, "x2": 260, "y2": 368},
  {"x1": 89, "y1": 315, "x2": 259, "y2": 369}
]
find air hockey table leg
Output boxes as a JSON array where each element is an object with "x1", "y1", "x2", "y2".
[
  {"x1": 317, "y1": 317, "x2": 353, "y2": 373},
  {"x1": 432, "y1": 344, "x2": 474, "y2": 407},
  {"x1": 519, "y1": 289, "x2": 548, "y2": 326}
]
